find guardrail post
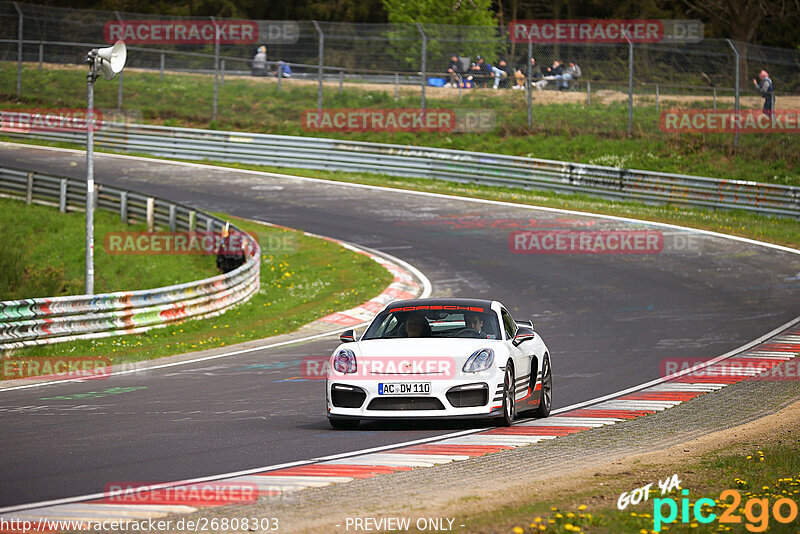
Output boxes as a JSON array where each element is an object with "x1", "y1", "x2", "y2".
[
  {"x1": 587, "y1": 81, "x2": 591, "y2": 106},
  {"x1": 168, "y1": 204, "x2": 176, "y2": 231},
  {"x1": 205, "y1": 217, "x2": 214, "y2": 233},
  {"x1": 13, "y1": 2, "x2": 22, "y2": 98},
  {"x1": 160, "y1": 52, "x2": 165, "y2": 81},
  {"x1": 416, "y1": 23, "x2": 427, "y2": 110},
  {"x1": 59, "y1": 179, "x2": 67, "y2": 212},
  {"x1": 38, "y1": 42, "x2": 43, "y2": 71},
  {"x1": 312, "y1": 21, "x2": 324, "y2": 114},
  {"x1": 120, "y1": 191, "x2": 128, "y2": 222},
  {"x1": 25, "y1": 171, "x2": 33, "y2": 205},
  {"x1": 211, "y1": 16, "x2": 220, "y2": 122},
  {"x1": 146, "y1": 197, "x2": 154, "y2": 232},
  {"x1": 189, "y1": 210, "x2": 196, "y2": 231}
]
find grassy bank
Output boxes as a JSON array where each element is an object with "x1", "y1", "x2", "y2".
[
  {"x1": 0, "y1": 63, "x2": 797, "y2": 185},
  {"x1": 2, "y1": 211, "x2": 394, "y2": 373},
  {"x1": 0, "y1": 196, "x2": 216, "y2": 300},
  {"x1": 455, "y1": 441, "x2": 800, "y2": 534}
]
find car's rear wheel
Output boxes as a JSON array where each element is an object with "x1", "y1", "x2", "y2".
[
  {"x1": 532, "y1": 354, "x2": 552, "y2": 418},
  {"x1": 329, "y1": 418, "x2": 360, "y2": 430},
  {"x1": 497, "y1": 364, "x2": 516, "y2": 427}
]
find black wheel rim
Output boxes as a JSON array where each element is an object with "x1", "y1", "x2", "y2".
[
  {"x1": 541, "y1": 358, "x2": 552, "y2": 410},
  {"x1": 505, "y1": 368, "x2": 514, "y2": 421}
]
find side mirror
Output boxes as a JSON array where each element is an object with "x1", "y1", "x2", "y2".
[
  {"x1": 513, "y1": 326, "x2": 535, "y2": 346},
  {"x1": 339, "y1": 329, "x2": 356, "y2": 343}
]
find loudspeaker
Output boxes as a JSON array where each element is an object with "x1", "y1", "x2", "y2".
[{"x1": 95, "y1": 41, "x2": 127, "y2": 80}]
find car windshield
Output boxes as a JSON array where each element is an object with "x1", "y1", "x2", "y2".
[{"x1": 362, "y1": 307, "x2": 501, "y2": 340}]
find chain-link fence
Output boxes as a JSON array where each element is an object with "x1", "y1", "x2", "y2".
[{"x1": 1, "y1": 1, "x2": 799, "y2": 144}]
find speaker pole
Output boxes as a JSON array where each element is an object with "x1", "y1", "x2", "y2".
[{"x1": 85, "y1": 51, "x2": 97, "y2": 295}]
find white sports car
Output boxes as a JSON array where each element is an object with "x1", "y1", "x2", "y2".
[{"x1": 326, "y1": 298, "x2": 552, "y2": 429}]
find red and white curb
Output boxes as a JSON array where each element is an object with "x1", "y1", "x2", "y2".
[{"x1": 2, "y1": 327, "x2": 797, "y2": 531}]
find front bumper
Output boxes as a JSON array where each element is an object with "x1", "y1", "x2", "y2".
[{"x1": 326, "y1": 370, "x2": 505, "y2": 420}]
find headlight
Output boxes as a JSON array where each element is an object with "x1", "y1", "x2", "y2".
[
  {"x1": 463, "y1": 348, "x2": 494, "y2": 373},
  {"x1": 333, "y1": 349, "x2": 357, "y2": 374}
]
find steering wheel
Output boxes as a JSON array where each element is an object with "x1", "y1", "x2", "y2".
[{"x1": 455, "y1": 328, "x2": 481, "y2": 338}]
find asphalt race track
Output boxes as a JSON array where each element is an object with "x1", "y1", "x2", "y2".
[{"x1": 1, "y1": 144, "x2": 798, "y2": 508}]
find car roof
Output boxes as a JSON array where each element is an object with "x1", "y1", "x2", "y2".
[{"x1": 384, "y1": 298, "x2": 496, "y2": 312}]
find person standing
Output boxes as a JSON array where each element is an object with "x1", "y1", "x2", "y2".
[
  {"x1": 251, "y1": 46, "x2": 267, "y2": 77},
  {"x1": 753, "y1": 70, "x2": 774, "y2": 117}
]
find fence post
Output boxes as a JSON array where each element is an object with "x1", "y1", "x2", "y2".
[
  {"x1": 160, "y1": 52, "x2": 165, "y2": 80},
  {"x1": 115, "y1": 12, "x2": 124, "y2": 111},
  {"x1": 587, "y1": 80, "x2": 591, "y2": 106},
  {"x1": 146, "y1": 197, "x2": 154, "y2": 232},
  {"x1": 220, "y1": 59, "x2": 225, "y2": 86},
  {"x1": 339, "y1": 69, "x2": 343, "y2": 93},
  {"x1": 120, "y1": 190, "x2": 128, "y2": 222},
  {"x1": 312, "y1": 21, "x2": 324, "y2": 113},
  {"x1": 211, "y1": 16, "x2": 220, "y2": 122},
  {"x1": 726, "y1": 39, "x2": 739, "y2": 148},
  {"x1": 38, "y1": 42, "x2": 43, "y2": 70},
  {"x1": 277, "y1": 63, "x2": 282, "y2": 91},
  {"x1": 626, "y1": 31, "x2": 633, "y2": 136},
  {"x1": 59, "y1": 179, "x2": 67, "y2": 213},
  {"x1": 416, "y1": 23, "x2": 427, "y2": 110},
  {"x1": 25, "y1": 171, "x2": 33, "y2": 205},
  {"x1": 655, "y1": 84, "x2": 659, "y2": 113},
  {"x1": 394, "y1": 72, "x2": 399, "y2": 101},
  {"x1": 13, "y1": 2, "x2": 22, "y2": 98},
  {"x1": 713, "y1": 88, "x2": 717, "y2": 111},
  {"x1": 527, "y1": 41, "x2": 533, "y2": 129}
]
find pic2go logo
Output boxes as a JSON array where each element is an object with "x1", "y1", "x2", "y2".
[{"x1": 653, "y1": 489, "x2": 799, "y2": 532}]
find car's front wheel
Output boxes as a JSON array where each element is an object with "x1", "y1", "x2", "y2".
[
  {"x1": 497, "y1": 364, "x2": 516, "y2": 427},
  {"x1": 329, "y1": 418, "x2": 360, "y2": 430}
]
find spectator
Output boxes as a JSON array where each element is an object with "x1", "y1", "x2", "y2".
[
  {"x1": 492, "y1": 59, "x2": 512, "y2": 89},
  {"x1": 216, "y1": 223, "x2": 245, "y2": 274},
  {"x1": 753, "y1": 70, "x2": 774, "y2": 117},
  {"x1": 447, "y1": 55, "x2": 463, "y2": 88},
  {"x1": 472, "y1": 56, "x2": 493, "y2": 87},
  {"x1": 556, "y1": 61, "x2": 582, "y2": 91},
  {"x1": 251, "y1": 46, "x2": 267, "y2": 77},
  {"x1": 537, "y1": 60, "x2": 564, "y2": 91},
  {"x1": 514, "y1": 57, "x2": 542, "y2": 90},
  {"x1": 275, "y1": 60, "x2": 292, "y2": 78}
]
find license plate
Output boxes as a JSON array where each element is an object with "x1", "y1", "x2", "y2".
[{"x1": 378, "y1": 382, "x2": 431, "y2": 395}]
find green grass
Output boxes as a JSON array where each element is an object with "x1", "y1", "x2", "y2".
[
  {"x1": 1, "y1": 62, "x2": 797, "y2": 186},
  {"x1": 0, "y1": 196, "x2": 216, "y2": 300},
  {"x1": 4, "y1": 213, "x2": 393, "y2": 370},
  {"x1": 431, "y1": 443, "x2": 800, "y2": 534}
]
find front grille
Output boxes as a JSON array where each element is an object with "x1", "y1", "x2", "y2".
[
  {"x1": 446, "y1": 384, "x2": 489, "y2": 407},
  {"x1": 331, "y1": 384, "x2": 367, "y2": 408},
  {"x1": 367, "y1": 397, "x2": 445, "y2": 411}
]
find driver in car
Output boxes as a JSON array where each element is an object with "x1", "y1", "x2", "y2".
[
  {"x1": 404, "y1": 313, "x2": 431, "y2": 337},
  {"x1": 463, "y1": 312, "x2": 489, "y2": 338}
]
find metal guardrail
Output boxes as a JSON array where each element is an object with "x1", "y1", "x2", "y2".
[
  {"x1": 3, "y1": 119, "x2": 798, "y2": 219},
  {"x1": 0, "y1": 165, "x2": 261, "y2": 349}
]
